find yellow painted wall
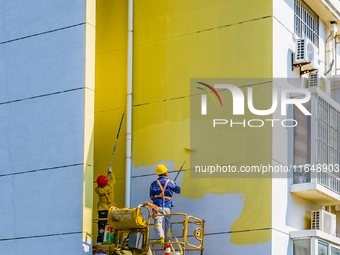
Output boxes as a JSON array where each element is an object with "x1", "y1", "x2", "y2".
[
  {"x1": 93, "y1": 0, "x2": 128, "y2": 240},
  {"x1": 94, "y1": 0, "x2": 273, "y2": 246}
]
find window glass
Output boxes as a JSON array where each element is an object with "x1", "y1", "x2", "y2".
[
  {"x1": 332, "y1": 246, "x2": 340, "y2": 255},
  {"x1": 294, "y1": 104, "x2": 311, "y2": 165},
  {"x1": 293, "y1": 239, "x2": 310, "y2": 255},
  {"x1": 318, "y1": 242, "x2": 327, "y2": 255},
  {"x1": 293, "y1": 102, "x2": 311, "y2": 184}
]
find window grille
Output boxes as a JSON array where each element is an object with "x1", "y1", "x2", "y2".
[
  {"x1": 318, "y1": 97, "x2": 340, "y2": 166},
  {"x1": 294, "y1": 0, "x2": 319, "y2": 47},
  {"x1": 317, "y1": 97, "x2": 340, "y2": 192},
  {"x1": 293, "y1": 95, "x2": 340, "y2": 193}
]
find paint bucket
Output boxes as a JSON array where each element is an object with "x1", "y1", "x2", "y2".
[{"x1": 103, "y1": 225, "x2": 112, "y2": 243}]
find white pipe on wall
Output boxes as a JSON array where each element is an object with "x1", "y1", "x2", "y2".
[
  {"x1": 126, "y1": 0, "x2": 133, "y2": 208},
  {"x1": 325, "y1": 33, "x2": 334, "y2": 76},
  {"x1": 325, "y1": 23, "x2": 338, "y2": 77}
]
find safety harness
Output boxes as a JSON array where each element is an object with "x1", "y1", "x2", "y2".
[
  {"x1": 99, "y1": 186, "x2": 112, "y2": 205},
  {"x1": 154, "y1": 179, "x2": 171, "y2": 213}
]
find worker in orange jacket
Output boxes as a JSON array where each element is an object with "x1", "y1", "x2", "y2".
[{"x1": 95, "y1": 170, "x2": 115, "y2": 244}]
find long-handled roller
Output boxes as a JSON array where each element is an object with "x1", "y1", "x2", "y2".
[
  {"x1": 108, "y1": 112, "x2": 125, "y2": 175},
  {"x1": 174, "y1": 157, "x2": 188, "y2": 182}
]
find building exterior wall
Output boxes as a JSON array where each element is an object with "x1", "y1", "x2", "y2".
[
  {"x1": 94, "y1": 0, "x2": 273, "y2": 254},
  {"x1": 272, "y1": 0, "x2": 340, "y2": 254},
  {"x1": 4, "y1": 0, "x2": 340, "y2": 254},
  {"x1": 0, "y1": 1, "x2": 95, "y2": 253}
]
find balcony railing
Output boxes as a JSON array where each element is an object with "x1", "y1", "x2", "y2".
[
  {"x1": 318, "y1": 171, "x2": 340, "y2": 194},
  {"x1": 293, "y1": 165, "x2": 340, "y2": 194},
  {"x1": 291, "y1": 87, "x2": 340, "y2": 205}
]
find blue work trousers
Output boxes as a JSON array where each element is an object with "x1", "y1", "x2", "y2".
[{"x1": 153, "y1": 207, "x2": 171, "y2": 242}]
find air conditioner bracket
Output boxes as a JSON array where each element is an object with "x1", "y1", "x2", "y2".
[{"x1": 292, "y1": 56, "x2": 317, "y2": 76}]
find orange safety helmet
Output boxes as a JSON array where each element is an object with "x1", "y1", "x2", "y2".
[{"x1": 96, "y1": 175, "x2": 108, "y2": 187}]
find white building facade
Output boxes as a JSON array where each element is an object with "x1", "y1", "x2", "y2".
[{"x1": 273, "y1": 0, "x2": 340, "y2": 254}]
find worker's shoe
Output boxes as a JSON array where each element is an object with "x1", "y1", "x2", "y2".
[{"x1": 151, "y1": 237, "x2": 165, "y2": 244}]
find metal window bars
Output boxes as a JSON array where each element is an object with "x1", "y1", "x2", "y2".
[
  {"x1": 293, "y1": 93, "x2": 340, "y2": 194},
  {"x1": 317, "y1": 97, "x2": 340, "y2": 193},
  {"x1": 294, "y1": 0, "x2": 319, "y2": 47}
]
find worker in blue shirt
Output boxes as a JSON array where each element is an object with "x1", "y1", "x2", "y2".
[{"x1": 149, "y1": 164, "x2": 181, "y2": 244}]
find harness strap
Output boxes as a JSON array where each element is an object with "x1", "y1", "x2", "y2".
[
  {"x1": 156, "y1": 179, "x2": 170, "y2": 213},
  {"x1": 154, "y1": 195, "x2": 172, "y2": 199},
  {"x1": 156, "y1": 180, "x2": 169, "y2": 194},
  {"x1": 102, "y1": 186, "x2": 112, "y2": 205}
]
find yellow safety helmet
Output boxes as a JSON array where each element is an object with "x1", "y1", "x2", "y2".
[{"x1": 155, "y1": 164, "x2": 168, "y2": 175}]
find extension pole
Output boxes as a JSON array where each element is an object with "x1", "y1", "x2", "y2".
[
  {"x1": 174, "y1": 157, "x2": 188, "y2": 182},
  {"x1": 108, "y1": 112, "x2": 125, "y2": 175}
]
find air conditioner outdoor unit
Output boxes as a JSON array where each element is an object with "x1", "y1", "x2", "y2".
[
  {"x1": 294, "y1": 37, "x2": 319, "y2": 71},
  {"x1": 311, "y1": 209, "x2": 336, "y2": 236},
  {"x1": 308, "y1": 70, "x2": 331, "y2": 96}
]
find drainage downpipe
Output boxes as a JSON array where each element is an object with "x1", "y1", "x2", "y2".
[
  {"x1": 336, "y1": 36, "x2": 337, "y2": 75},
  {"x1": 325, "y1": 23, "x2": 338, "y2": 77},
  {"x1": 126, "y1": 0, "x2": 133, "y2": 208},
  {"x1": 325, "y1": 33, "x2": 334, "y2": 77}
]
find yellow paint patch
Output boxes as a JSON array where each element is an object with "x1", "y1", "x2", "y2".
[
  {"x1": 229, "y1": 229, "x2": 271, "y2": 245},
  {"x1": 133, "y1": 99, "x2": 190, "y2": 168}
]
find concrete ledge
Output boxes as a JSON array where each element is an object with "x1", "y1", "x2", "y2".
[
  {"x1": 304, "y1": 0, "x2": 340, "y2": 26},
  {"x1": 291, "y1": 182, "x2": 340, "y2": 206},
  {"x1": 290, "y1": 229, "x2": 340, "y2": 245}
]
